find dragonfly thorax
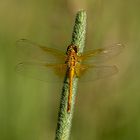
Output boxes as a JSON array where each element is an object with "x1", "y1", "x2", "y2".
[{"x1": 65, "y1": 45, "x2": 79, "y2": 68}]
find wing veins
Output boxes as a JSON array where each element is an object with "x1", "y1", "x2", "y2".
[
  {"x1": 16, "y1": 39, "x2": 66, "y2": 63},
  {"x1": 80, "y1": 43, "x2": 125, "y2": 63}
]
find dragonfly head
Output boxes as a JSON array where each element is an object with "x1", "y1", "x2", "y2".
[{"x1": 66, "y1": 45, "x2": 78, "y2": 55}]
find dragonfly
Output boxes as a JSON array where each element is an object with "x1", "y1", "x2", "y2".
[{"x1": 16, "y1": 39, "x2": 124, "y2": 113}]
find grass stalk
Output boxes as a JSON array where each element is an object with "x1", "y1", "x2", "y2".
[{"x1": 55, "y1": 10, "x2": 87, "y2": 140}]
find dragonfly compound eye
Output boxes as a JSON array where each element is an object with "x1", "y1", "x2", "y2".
[{"x1": 66, "y1": 45, "x2": 78, "y2": 54}]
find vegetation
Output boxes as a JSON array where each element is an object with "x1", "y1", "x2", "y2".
[{"x1": 0, "y1": 0, "x2": 140, "y2": 140}]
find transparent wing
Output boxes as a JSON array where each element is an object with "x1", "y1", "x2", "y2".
[
  {"x1": 78, "y1": 64, "x2": 118, "y2": 82},
  {"x1": 81, "y1": 43, "x2": 125, "y2": 63},
  {"x1": 16, "y1": 61, "x2": 67, "y2": 82},
  {"x1": 16, "y1": 39, "x2": 66, "y2": 63}
]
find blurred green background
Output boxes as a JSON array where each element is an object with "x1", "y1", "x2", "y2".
[{"x1": 0, "y1": 0, "x2": 140, "y2": 140}]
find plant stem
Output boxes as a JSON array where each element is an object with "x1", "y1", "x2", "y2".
[{"x1": 55, "y1": 10, "x2": 86, "y2": 140}]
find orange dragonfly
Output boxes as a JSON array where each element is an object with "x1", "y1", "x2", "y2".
[{"x1": 16, "y1": 39, "x2": 124, "y2": 113}]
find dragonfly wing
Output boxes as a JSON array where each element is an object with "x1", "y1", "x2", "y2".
[
  {"x1": 16, "y1": 39, "x2": 65, "y2": 63},
  {"x1": 16, "y1": 61, "x2": 67, "y2": 82},
  {"x1": 78, "y1": 64, "x2": 118, "y2": 82},
  {"x1": 81, "y1": 43, "x2": 125, "y2": 63}
]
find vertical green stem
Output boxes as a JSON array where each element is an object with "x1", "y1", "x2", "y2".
[{"x1": 55, "y1": 10, "x2": 86, "y2": 140}]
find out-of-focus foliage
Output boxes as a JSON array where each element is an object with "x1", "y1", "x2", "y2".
[{"x1": 0, "y1": 0, "x2": 140, "y2": 140}]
